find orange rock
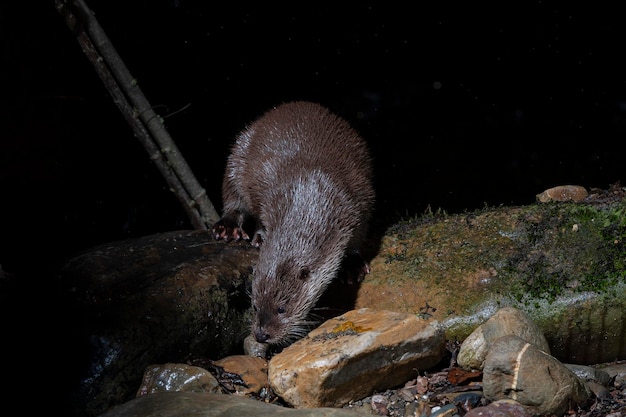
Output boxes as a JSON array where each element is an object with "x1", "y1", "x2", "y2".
[{"x1": 536, "y1": 185, "x2": 588, "y2": 202}]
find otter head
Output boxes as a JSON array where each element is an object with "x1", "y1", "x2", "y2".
[
  {"x1": 249, "y1": 173, "x2": 359, "y2": 345},
  {"x1": 250, "y1": 250, "x2": 341, "y2": 346}
]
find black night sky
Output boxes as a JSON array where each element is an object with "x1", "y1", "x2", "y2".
[{"x1": 2, "y1": 1, "x2": 625, "y2": 274}]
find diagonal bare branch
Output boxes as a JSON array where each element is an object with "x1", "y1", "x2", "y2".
[{"x1": 55, "y1": 0, "x2": 219, "y2": 230}]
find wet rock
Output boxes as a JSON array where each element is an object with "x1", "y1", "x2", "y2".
[
  {"x1": 268, "y1": 308, "x2": 446, "y2": 408},
  {"x1": 448, "y1": 392, "x2": 483, "y2": 413},
  {"x1": 243, "y1": 334, "x2": 268, "y2": 358},
  {"x1": 136, "y1": 363, "x2": 220, "y2": 396},
  {"x1": 430, "y1": 403, "x2": 459, "y2": 417},
  {"x1": 586, "y1": 381, "x2": 611, "y2": 398},
  {"x1": 464, "y1": 399, "x2": 532, "y2": 417},
  {"x1": 600, "y1": 361, "x2": 626, "y2": 387},
  {"x1": 482, "y1": 334, "x2": 592, "y2": 417},
  {"x1": 59, "y1": 230, "x2": 257, "y2": 416},
  {"x1": 457, "y1": 307, "x2": 550, "y2": 371},
  {"x1": 565, "y1": 363, "x2": 612, "y2": 385},
  {"x1": 99, "y1": 391, "x2": 371, "y2": 417},
  {"x1": 212, "y1": 355, "x2": 269, "y2": 395}
]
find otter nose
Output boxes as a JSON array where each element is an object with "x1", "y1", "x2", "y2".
[{"x1": 254, "y1": 329, "x2": 271, "y2": 343}]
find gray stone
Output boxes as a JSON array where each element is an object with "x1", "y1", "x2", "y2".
[
  {"x1": 593, "y1": 361, "x2": 626, "y2": 387},
  {"x1": 136, "y1": 363, "x2": 220, "y2": 396},
  {"x1": 565, "y1": 363, "x2": 612, "y2": 385},
  {"x1": 457, "y1": 306, "x2": 550, "y2": 371},
  {"x1": 483, "y1": 335, "x2": 592, "y2": 417}
]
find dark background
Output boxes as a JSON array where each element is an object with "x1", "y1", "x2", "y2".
[
  {"x1": 1, "y1": 2, "x2": 625, "y2": 414},
  {"x1": 1, "y1": 1, "x2": 625, "y2": 273}
]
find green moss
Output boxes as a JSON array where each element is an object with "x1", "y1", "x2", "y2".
[
  {"x1": 500, "y1": 202, "x2": 626, "y2": 301},
  {"x1": 373, "y1": 199, "x2": 626, "y2": 321},
  {"x1": 365, "y1": 194, "x2": 626, "y2": 363}
]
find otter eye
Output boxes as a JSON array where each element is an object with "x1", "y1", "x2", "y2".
[
  {"x1": 277, "y1": 306, "x2": 285, "y2": 314},
  {"x1": 299, "y1": 267, "x2": 310, "y2": 280}
]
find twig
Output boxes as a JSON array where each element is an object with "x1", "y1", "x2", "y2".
[{"x1": 55, "y1": 0, "x2": 220, "y2": 230}]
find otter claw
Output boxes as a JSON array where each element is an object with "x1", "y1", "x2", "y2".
[
  {"x1": 250, "y1": 228, "x2": 266, "y2": 248},
  {"x1": 212, "y1": 219, "x2": 249, "y2": 241}
]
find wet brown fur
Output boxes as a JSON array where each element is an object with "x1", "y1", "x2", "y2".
[{"x1": 212, "y1": 101, "x2": 375, "y2": 346}]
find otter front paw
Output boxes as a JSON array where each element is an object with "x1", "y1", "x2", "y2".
[{"x1": 212, "y1": 218, "x2": 250, "y2": 242}]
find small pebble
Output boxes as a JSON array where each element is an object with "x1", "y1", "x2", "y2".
[{"x1": 371, "y1": 394, "x2": 389, "y2": 415}]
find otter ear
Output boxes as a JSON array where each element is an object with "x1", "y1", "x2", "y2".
[{"x1": 299, "y1": 267, "x2": 310, "y2": 280}]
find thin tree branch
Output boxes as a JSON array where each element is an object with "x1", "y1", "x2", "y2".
[{"x1": 55, "y1": 0, "x2": 220, "y2": 230}]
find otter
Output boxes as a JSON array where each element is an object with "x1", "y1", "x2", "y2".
[{"x1": 212, "y1": 101, "x2": 375, "y2": 346}]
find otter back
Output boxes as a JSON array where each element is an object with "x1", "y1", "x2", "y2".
[{"x1": 212, "y1": 101, "x2": 375, "y2": 346}]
